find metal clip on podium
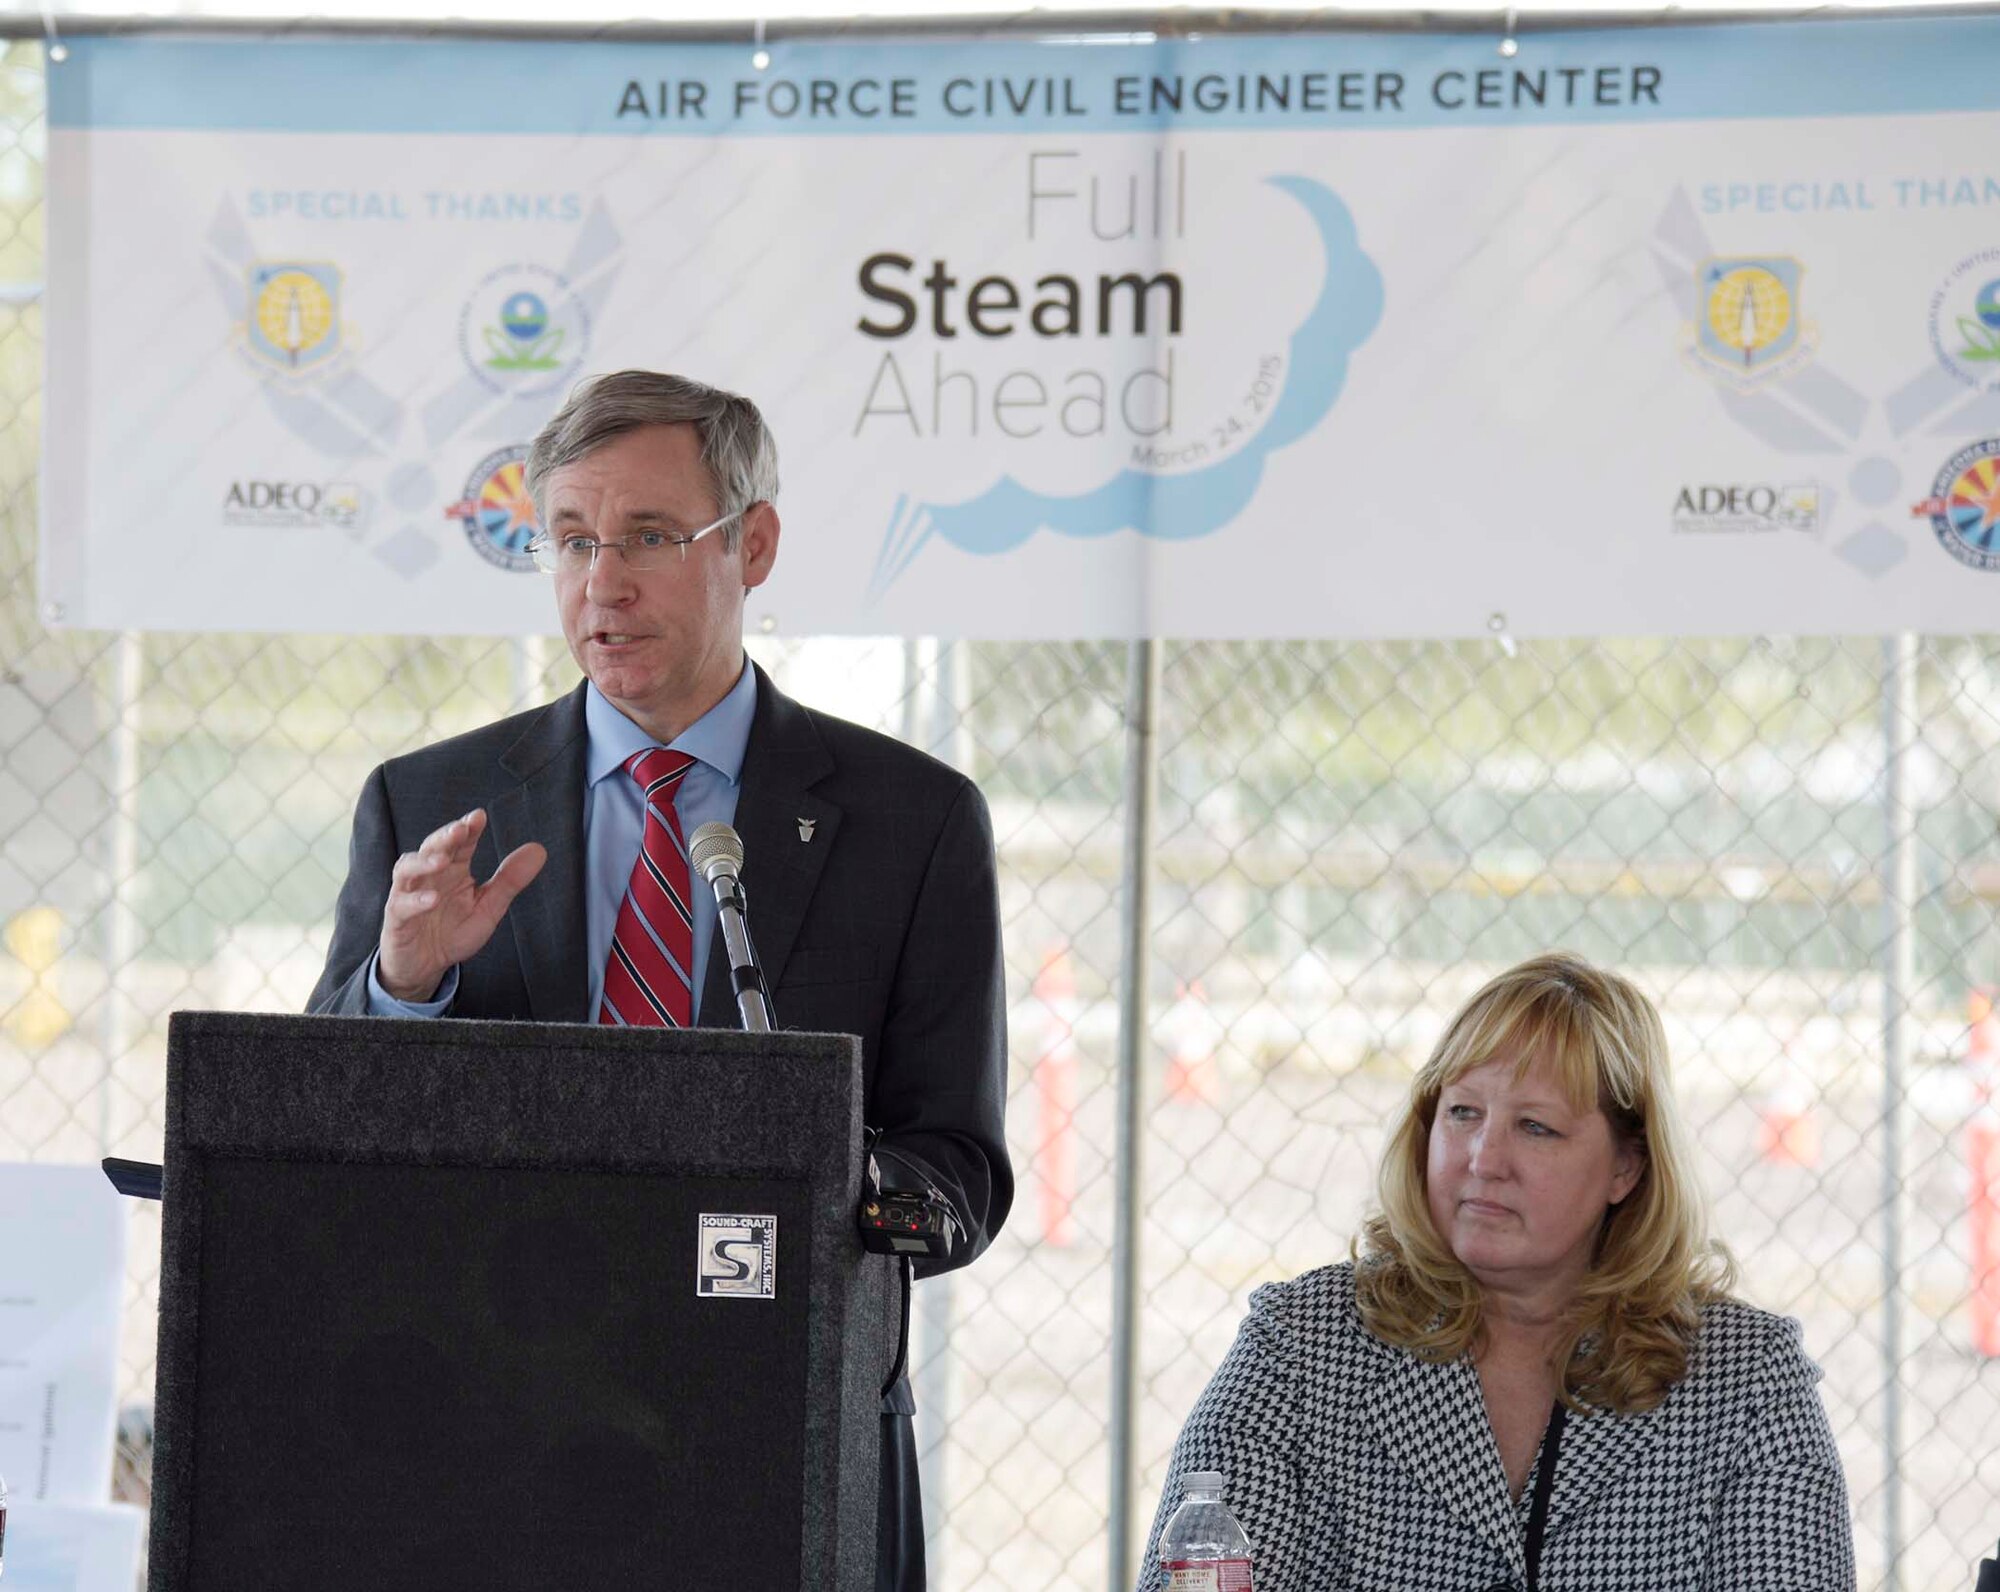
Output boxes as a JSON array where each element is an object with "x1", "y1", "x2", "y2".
[{"x1": 136, "y1": 1011, "x2": 893, "y2": 1592}]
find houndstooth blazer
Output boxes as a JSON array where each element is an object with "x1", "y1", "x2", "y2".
[{"x1": 1140, "y1": 1262, "x2": 1854, "y2": 1592}]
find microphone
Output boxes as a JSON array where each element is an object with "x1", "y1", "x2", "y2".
[{"x1": 688, "y1": 822, "x2": 775, "y2": 1033}]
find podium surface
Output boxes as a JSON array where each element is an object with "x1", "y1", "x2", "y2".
[{"x1": 150, "y1": 1011, "x2": 889, "y2": 1591}]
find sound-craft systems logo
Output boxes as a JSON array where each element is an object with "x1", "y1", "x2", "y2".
[
  {"x1": 458, "y1": 265, "x2": 590, "y2": 398},
  {"x1": 697, "y1": 1213, "x2": 776, "y2": 1299},
  {"x1": 1929, "y1": 250, "x2": 2000, "y2": 395},
  {"x1": 1911, "y1": 439, "x2": 2000, "y2": 572},
  {"x1": 445, "y1": 446, "x2": 540, "y2": 572},
  {"x1": 240, "y1": 262, "x2": 347, "y2": 378},
  {"x1": 1681, "y1": 257, "x2": 1817, "y2": 391}
]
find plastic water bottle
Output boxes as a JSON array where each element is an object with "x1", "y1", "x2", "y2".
[{"x1": 1156, "y1": 1470, "x2": 1253, "y2": 1591}]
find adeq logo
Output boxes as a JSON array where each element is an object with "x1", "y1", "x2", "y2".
[
  {"x1": 1671, "y1": 483, "x2": 1821, "y2": 535},
  {"x1": 222, "y1": 479, "x2": 367, "y2": 531}
]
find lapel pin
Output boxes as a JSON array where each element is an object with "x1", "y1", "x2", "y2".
[{"x1": 797, "y1": 817, "x2": 817, "y2": 843}]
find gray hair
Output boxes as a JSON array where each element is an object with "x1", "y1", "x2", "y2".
[{"x1": 524, "y1": 370, "x2": 780, "y2": 552}]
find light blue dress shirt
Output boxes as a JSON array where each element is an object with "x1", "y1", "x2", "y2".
[{"x1": 366, "y1": 660, "x2": 758, "y2": 1017}]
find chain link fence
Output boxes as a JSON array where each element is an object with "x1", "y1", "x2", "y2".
[{"x1": 4, "y1": 35, "x2": 1999, "y2": 1591}]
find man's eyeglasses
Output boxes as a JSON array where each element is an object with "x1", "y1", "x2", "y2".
[{"x1": 527, "y1": 510, "x2": 740, "y2": 574}]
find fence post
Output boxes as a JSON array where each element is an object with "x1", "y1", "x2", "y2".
[
  {"x1": 1879, "y1": 633, "x2": 1915, "y2": 1592},
  {"x1": 100, "y1": 630, "x2": 144, "y2": 1153},
  {"x1": 1109, "y1": 638, "x2": 1161, "y2": 1592},
  {"x1": 510, "y1": 634, "x2": 549, "y2": 711},
  {"x1": 898, "y1": 637, "x2": 970, "y2": 1582}
]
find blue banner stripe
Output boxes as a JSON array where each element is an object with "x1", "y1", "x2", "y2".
[{"x1": 46, "y1": 18, "x2": 2000, "y2": 136}]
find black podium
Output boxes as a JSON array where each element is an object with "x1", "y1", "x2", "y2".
[{"x1": 147, "y1": 1011, "x2": 893, "y2": 1591}]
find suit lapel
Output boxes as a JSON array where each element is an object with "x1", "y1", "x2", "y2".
[
  {"x1": 698, "y1": 666, "x2": 841, "y2": 1027},
  {"x1": 1367, "y1": 1352, "x2": 1525, "y2": 1584},
  {"x1": 491, "y1": 684, "x2": 592, "y2": 1023},
  {"x1": 1542, "y1": 1395, "x2": 1664, "y2": 1547}
]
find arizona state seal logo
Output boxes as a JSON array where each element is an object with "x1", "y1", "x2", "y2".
[
  {"x1": 1911, "y1": 439, "x2": 2000, "y2": 573},
  {"x1": 444, "y1": 446, "x2": 540, "y2": 573}
]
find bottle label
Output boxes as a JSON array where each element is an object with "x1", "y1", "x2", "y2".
[{"x1": 1160, "y1": 1559, "x2": 1253, "y2": 1591}]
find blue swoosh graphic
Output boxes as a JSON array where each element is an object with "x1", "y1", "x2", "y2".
[{"x1": 870, "y1": 175, "x2": 1384, "y2": 599}]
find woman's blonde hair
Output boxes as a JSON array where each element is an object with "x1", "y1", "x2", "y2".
[{"x1": 1353, "y1": 952, "x2": 1734, "y2": 1413}]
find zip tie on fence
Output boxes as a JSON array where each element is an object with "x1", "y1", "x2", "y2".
[
  {"x1": 1499, "y1": 7, "x2": 1519, "y2": 58},
  {"x1": 751, "y1": 18, "x2": 770, "y2": 72},
  {"x1": 41, "y1": 1, "x2": 67, "y2": 65}
]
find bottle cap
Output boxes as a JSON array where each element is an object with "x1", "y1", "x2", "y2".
[{"x1": 1184, "y1": 1470, "x2": 1225, "y2": 1492}]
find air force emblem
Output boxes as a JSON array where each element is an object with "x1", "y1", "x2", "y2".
[
  {"x1": 1682, "y1": 257, "x2": 1817, "y2": 390},
  {"x1": 244, "y1": 262, "x2": 344, "y2": 376}
]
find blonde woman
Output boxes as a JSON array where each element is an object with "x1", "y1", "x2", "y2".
[{"x1": 1140, "y1": 953, "x2": 1853, "y2": 1592}]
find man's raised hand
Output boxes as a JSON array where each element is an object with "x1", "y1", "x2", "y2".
[{"x1": 376, "y1": 808, "x2": 547, "y2": 1002}]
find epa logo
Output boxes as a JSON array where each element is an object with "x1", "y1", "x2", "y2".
[{"x1": 696, "y1": 1213, "x2": 777, "y2": 1300}]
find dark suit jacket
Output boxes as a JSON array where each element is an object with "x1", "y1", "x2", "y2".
[{"x1": 307, "y1": 665, "x2": 1013, "y2": 1275}]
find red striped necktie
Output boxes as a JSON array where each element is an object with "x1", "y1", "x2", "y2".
[{"x1": 598, "y1": 747, "x2": 697, "y2": 1027}]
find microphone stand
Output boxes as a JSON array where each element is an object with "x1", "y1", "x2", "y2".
[
  {"x1": 689, "y1": 823, "x2": 775, "y2": 1033},
  {"x1": 709, "y1": 868, "x2": 774, "y2": 1032}
]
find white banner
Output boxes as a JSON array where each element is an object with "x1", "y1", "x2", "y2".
[
  {"x1": 0, "y1": 1166, "x2": 127, "y2": 1506},
  {"x1": 3, "y1": 1502, "x2": 147, "y2": 1592},
  {"x1": 41, "y1": 22, "x2": 2000, "y2": 638}
]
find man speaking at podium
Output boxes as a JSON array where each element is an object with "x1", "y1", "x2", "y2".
[{"x1": 307, "y1": 370, "x2": 1012, "y2": 1592}]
